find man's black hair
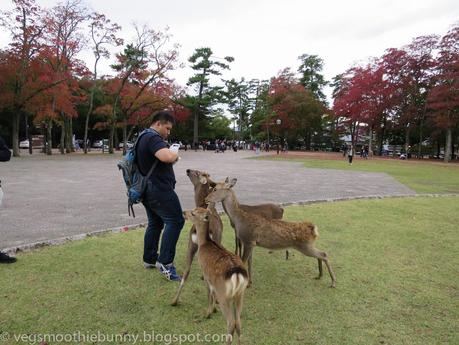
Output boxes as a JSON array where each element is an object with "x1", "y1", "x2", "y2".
[{"x1": 151, "y1": 111, "x2": 176, "y2": 125}]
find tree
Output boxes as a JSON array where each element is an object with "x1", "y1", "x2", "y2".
[
  {"x1": 401, "y1": 35, "x2": 438, "y2": 156},
  {"x1": 107, "y1": 25, "x2": 178, "y2": 153},
  {"x1": 269, "y1": 68, "x2": 326, "y2": 149},
  {"x1": 83, "y1": 12, "x2": 122, "y2": 153},
  {"x1": 428, "y1": 24, "x2": 459, "y2": 162},
  {"x1": 0, "y1": 0, "x2": 48, "y2": 156},
  {"x1": 224, "y1": 78, "x2": 253, "y2": 140},
  {"x1": 41, "y1": 0, "x2": 89, "y2": 154},
  {"x1": 297, "y1": 54, "x2": 328, "y2": 103},
  {"x1": 187, "y1": 47, "x2": 233, "y2": 148}
]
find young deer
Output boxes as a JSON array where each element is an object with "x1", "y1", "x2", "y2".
[
  {"x1": 184, "y1": 207, "x2": 248, "y2": 345},
  {"x1": 171, "y1": 169, "x2": 223, "y2": 306},
  {"x1": 206, "y1": 178, "x2": 337, "y2": 288},
  {"x1": 221, "y1": 178, "x2": 287, "y2": 259}
]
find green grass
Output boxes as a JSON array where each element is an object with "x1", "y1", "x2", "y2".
[
  {"x1": 1, "y1": 197, "x2": 458, "y2": 344},
  {"x1": 257, "y1": 155, "x2": 459, "y2": 194}
]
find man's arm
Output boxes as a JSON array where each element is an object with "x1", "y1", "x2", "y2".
[{"x1": 155, "y1": 148, "x2": 178, "y2": 163}]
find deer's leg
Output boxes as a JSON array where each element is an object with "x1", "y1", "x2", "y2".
[
  {"x1": 171, "y1": 229, "x2": 198, "y2": 306},
  {"x1": 235, "y1": 235, "x2": 239, "y2": 256},
  {"x1": 234, "y1": 293, "x2": 244, "y2": 345},
  {"x1": 315, "y1": 259, "x2": 323, "y2": 280},
  {"x1": 298, "y1": 244, "x2": 336, "y2": 288},
  {"x1": 285, "y1": 250, "x2": 289, "y2": 260},
  {"x1": 219, "y1": 298, "x2": 236, "y2": 345},
  {"x1": 237, "y1": 238, "x2": 244, "y2": 258},
  {"x1": 241, "y1": 244, "x2": 254, "y2": 286},
  {"x1": 205, "y1": 283, "x2": 217, "y2": 318}
]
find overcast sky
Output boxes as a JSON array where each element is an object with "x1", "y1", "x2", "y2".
[{"x1": 1, "y1": 0, "x2": 458, "y2": 101}]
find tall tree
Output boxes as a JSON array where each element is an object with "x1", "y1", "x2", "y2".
[
  {"x1": 402, "y1": 35, "x2": 438, "y2": 156},
  {"x1": 297, "y1": 54, "x2": 328, "y2": 103},
  {"x1": 42, "y1": 0, "x2": 88, "y2": 154},
  {"x1": 269, "y1": 68, "x2": 326, "y2": 149},
  {"x1": 224, "y1": 78, "x2": 253, "y2": 140},
  {"x1": 187, "y1": 47, "x2": 233, "y2": 148},
  {"x1": 83, "y1": 12, "x2": 122, "y2": 153},
  {"x1": 0, "y1": 0, "x2": 47, "y2": 156},
  {"x1": 428, "y1": 24, "x2": 459, "y2": 162},
  {"x1": 108, "y1": 25, "x2": 178, "y2": 153}
]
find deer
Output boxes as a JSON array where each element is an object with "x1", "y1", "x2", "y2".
[
  {"x1": 172, "y1": 169, "x2": 223, "y2": 306},
  {"x1": 183, "y1": 207, "x2": 248, "y2": 345},
  {"x1": 187, "y1": 170, "x2": 285, "y2": 259},
  {"x1": 172, "y1": 169, "x2": 288, "y2": 306},
  {"x1": 205, "y1": 178, "x2": 337, "y2": 288},
  {"x1": 222, "y1": 192, "x2": 287, "y2": 259}
]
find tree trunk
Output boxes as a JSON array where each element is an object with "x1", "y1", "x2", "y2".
[
  {"x1": 46, "y1": 120, "x2": 53, "y2": 155},
  {"x1": 418, "y1": 117, "x2": 424, "y2": 158},
  {"x1": 12, "y1": 112, "x2": 20, "y2": 157},
  {"x1": 122, "y1": 119, "x2": 127, "y2": 155},
  {"x1": 109, "y1": 123, "x2": 115, "y2": 154},
  {"x1": 193, "y1": 110, "x2": 199, "y2": 150},
  {"x1": 84, "y1": 59, "x2": 99, "y2": 154},
  {"x1": 68, "y1": 118, "x2": 74, "y2": 153},
  {"x1": 26, "y1": 114, "x2": 33, "y2": 155},
  {"x1": 368, "y1": 125, "x2": 374, "y2": 157},
  {"x1": 444, "y1": 128, "x2": 452, "y2": 162},
  {"x1": 65, "y1": 116, "x2": 71, "y2": 153},
  {"x1": 379, "y1": 118, "x2": 386, "y2": 156},
  {"x1": 83, "y1": 107, "x2": 91, "y2": 154},
  {"x1": 60, "y1": 114, "x2": 65, "y2": 155}
]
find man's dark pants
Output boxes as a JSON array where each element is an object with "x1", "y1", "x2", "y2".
[{"x1": 142, "y1": 182, "x2": 185, "y2": 265}]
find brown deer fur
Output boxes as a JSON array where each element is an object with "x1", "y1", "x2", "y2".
[
  {"x1": 222, "y1": 177, "x2": 286, "y2": 259},
  {"x1": 205, "y1": 178, "x2": 337, "y2": 288},
  {"x1": 171, "y1": 169, "x2": 223, "y2": 306},
  {"x1": 184, "y1": 207, "x2": 248, "y2": 345}
]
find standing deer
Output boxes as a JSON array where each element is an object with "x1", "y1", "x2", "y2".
[
  {"x1": 172, "y1": 169, "x2": 223, "y2": 306},
  {"x1": 221, "y1": 178, "x2": 287, "y2": 259},
  {"x1": 205, "y1": 178, "x2": 337, "y2": 288},
  {"x1": 184, "y1": 207, "x2": 248, "y2": 345}
]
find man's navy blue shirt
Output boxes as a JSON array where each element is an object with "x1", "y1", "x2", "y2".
[{"x1": 136, "y1": 129, "x2": 176, "y2": 191}]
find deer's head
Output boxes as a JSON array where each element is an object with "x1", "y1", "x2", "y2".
[
  {"x1": 205, "y1": 177, "x2": 237, "y2": 203},
  {"x1": 186, "y1": 169, "x2": 216, "y2": 188},
  {"x1": 183, "y1": 207, "x2": 210, "y2": 225}
]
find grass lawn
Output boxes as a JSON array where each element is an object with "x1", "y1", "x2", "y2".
[
  {"x1": 1, "y1": 197, "x2": 458, "y2": 344},
  {"x1": 257, "y1": 155, "x2": 459, "y2": 194}
]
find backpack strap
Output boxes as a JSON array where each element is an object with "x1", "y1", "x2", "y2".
[{"x1": 134, "y1": 128, "x2": 161, "y2": 177}]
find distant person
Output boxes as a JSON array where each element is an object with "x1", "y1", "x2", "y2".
[
  {"x1": 348, "y1": 145, "x2": 354, "y2": 165},
  {"x1": 136, "y1": 111, "x2": 184, "y2": 281},
  {"x1": 342, "y1": 143, "x2": 348, "y2": 157},
  {"x1": 0, "y1": 135, "x2": 17, "y2": 264}
]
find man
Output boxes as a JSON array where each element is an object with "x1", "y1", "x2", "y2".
[
  {"x1": 137, "y1": 111, "x2": 185, "y2": 281},
  {"x1": 0, "y1": 135, "x2": 17, "y2": 264}
]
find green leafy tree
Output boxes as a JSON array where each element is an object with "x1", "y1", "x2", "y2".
[
  {"x1": 297, "y1": 54, "x2": 328, "y2": 103},
  {"x1": 187, "y1": 47, "x2": 233, "y2": 148},
  {"x1": 224, "y1": 78, "x2": 254, "y2": 140}
]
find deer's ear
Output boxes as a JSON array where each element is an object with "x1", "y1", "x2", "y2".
[
  {"x1": 199, "y1": 176, "x2": 208, "y2": 185},
  {"x1": 226, "y1": 178, "x2": 237, "y2": 188}
]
